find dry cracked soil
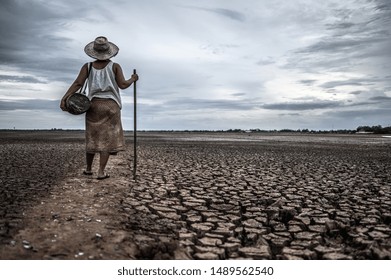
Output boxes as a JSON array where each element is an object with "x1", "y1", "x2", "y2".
[{"x1": 0, "y1": 130, "x2": 390, "y2": 260}]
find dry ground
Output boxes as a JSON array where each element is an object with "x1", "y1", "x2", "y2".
[{"x1": 0, "y1": 131, "x2": 390, "y2": 259}]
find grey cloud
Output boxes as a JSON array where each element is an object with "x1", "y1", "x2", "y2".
[
  {"x1": 327, "y1": 22, "x2": 355, "y2": 30},
  {"x1": 370, "y1": 96, "x2": 391, "y2": 101},
  {"x1": 278, "y1": 113, "x2": 302, "y2": 117},
  {"x1": 182, "y1": 6, "x2": 245, "y2": 22},
  {"x1": 200, "y1": 43, "x2": 240, "y2": 56},
  {"x1": 0, "y1": 99, "x2": 60, "y2": 111},
  {"x1": 260, "y1": 98, "x2": 381, "y2": 114},
  {"x1": 210, "y1": 8, "x2": 246, "y2": 22},
  {"x1": 346, "y1": 101, "x2": 378, "y2": 107},
  {"x1": 256, "y1": 57, "x2": 275, "y2": 66},
  {"x1": 372, "y1": 0, "x2": 391, "y2": 17},
  {"x1": 319, "y1": 78, "x2": 375, "y2": 89},
  {"x1": 0, "y1": 0, "x2": 95, "y2": 81},
  {"x1": 296, "y1": 36, "x2": 386, "y2": 56},
  {"x1": 331, "y1": 108, "x2": 390, "y2": 119},
  {"x1": 262, "y1": 100, "x2": 341, "y2": 111},
  {"x1": 283, "y1": 1, "x2": 391, "y2": 113},
  {"x1": 287, "y1": 1, "x2": 391, "y2": 73},
  {"x1": 135, "y1": 98, "x2": 255, "y2": 118},
  {"x1": 231, "y1": 93, "x2": 246, "y2": 97},
  {"x1": 0, "y1": 1, "x2": 63, "y2": 62},
  {"x1": 0, "y1": 75, "x2": 46, "y2": 84},
  {"x1": 299, "y1": 79, "x2": 317, "y2": 86},
  {"x1": 162, "y1": 98, "x2": 257, "y2": 111}
]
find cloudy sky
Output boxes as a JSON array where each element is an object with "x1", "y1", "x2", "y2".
[{"x1": 1, "y1": 0, "x2": 390, "y2": 130}]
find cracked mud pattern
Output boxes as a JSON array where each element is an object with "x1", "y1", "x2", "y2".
[{"x1": 0, "y1": 131, "x2": 390, "y2": 259}]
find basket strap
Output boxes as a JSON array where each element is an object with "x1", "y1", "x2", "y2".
[{"x1": 78, "y1": 62, "x2": 91, "y2": 95}]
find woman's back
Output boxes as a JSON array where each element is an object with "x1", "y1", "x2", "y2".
[{"x1": 88, "y1": 60, "x2": 121, "y2": 108}]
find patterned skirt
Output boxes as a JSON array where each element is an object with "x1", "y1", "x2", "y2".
[{"x1": 85, "y1": 98, "x2": 125, "y2": 154}]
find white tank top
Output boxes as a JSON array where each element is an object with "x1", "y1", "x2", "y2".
[{"x1": 87, "y1": 61, "x2": 122, "y2": 109}]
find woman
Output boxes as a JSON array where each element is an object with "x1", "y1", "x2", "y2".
[{"x1": 60, "y1": 36, "x2": 138, "y2": 180}]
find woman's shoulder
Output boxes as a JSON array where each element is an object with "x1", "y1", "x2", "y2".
[
  {"x1": 112, "y1": 61, "x2": 121, "y2": 67},
  {"x1": 112, "y1": 62, "x2": 122, "y2": 73}
]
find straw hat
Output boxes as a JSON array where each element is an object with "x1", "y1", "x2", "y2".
[{"x1": 84, "y1": 36, "x2": 119, "y2": 60}]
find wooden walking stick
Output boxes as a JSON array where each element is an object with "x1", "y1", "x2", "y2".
[{"x1": 133, "y1": 69, "x2": 137, "y2": 180}]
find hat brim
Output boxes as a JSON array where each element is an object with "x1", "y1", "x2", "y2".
[{"x1": 84, "y1": 41, "x2": 119, "y2": 60}]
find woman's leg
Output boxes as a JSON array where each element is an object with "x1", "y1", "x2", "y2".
[
  {"x1": 97, "y1": 152, "x2": 110, "y2": 178},
  {"x1": 86, "y1": 152, "x2": 95, "y2": 173}
]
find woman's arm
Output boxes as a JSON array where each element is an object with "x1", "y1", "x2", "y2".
[
  {"x1": 113, "y1": 63, "x2": 139, "y2": 90},
  {"x1": 60, "y1": 63, "x2": 89, "y2": 111}
]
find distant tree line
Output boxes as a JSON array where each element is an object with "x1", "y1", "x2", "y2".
[
  {"x1": 136, "y1": 126, "x2": 391, "y2": 134},
  {"x1": 229, "y1": 128, "x2": 357, "y2": 134},
  {"x1": 356, "y1": 125, "x2": 391, "y2": 134},
  {"x1": 200, "y1": 126, "x2": 391, "y2": 134},
  {"x1": 4, "y1": 125, "x2": 390, "y2": 134}
]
